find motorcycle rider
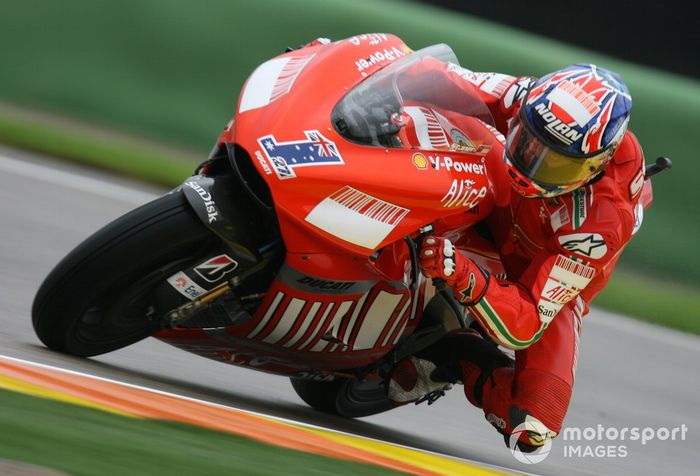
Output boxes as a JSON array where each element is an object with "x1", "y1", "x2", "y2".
[{"x1": 386, "y1": 60, "x2": 647, "y2": 451}]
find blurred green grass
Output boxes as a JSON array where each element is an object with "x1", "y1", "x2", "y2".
[
  {"x1": 0, "y1": 0, "x2": 697, "y2": 330},
  {"x1": 595, "y1": 269, "x2": 700, "y2": 334},
  {"x1": 0, "y1": 389, "x2": 404, "y2": 476},
  {"x1": 0, "y1": 105, "x2": 194, "y2": 186}
]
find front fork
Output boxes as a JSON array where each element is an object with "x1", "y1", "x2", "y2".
[{"x1": 161, "y1": 167, "x2": 283, "y2": 328}]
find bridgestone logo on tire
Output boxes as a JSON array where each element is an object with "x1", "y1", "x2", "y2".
[{"x1": 194, "y1": 254, "x2": 239, "y2": 283}]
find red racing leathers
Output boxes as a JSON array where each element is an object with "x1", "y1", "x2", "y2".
[{"x1": 401, "y1": 58, "x2": 649, "y2": 444}]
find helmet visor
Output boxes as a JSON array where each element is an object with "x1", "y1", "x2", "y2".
[{"x1": 505, "y1": 114, "x2": 612, "y2": 188}]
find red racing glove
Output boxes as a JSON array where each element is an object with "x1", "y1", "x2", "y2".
[{"x1": 419, "y1": 236, "x2": 489, "y2": 305}]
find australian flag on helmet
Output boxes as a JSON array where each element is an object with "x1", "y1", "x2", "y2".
[{"x1": 523, "y1": 64, "x2": 632, "y2": 156}]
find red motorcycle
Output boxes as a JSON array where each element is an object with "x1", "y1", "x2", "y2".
[{"x1": 33, "y1": 34, "x2": 660, "y2": 416}]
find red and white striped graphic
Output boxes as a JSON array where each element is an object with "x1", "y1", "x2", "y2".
[
  {"x1": 550, "y1": 203, "x2": 571, "y2": 233},
  {"x1": 269, "y1": 56, "x2": 314, "y2": 103},
  {"x1": 553, "y1": 255, "x2": 596, "y2": 281},
  {"x1": 247, "y1": 292, "x2": 286, "y2": 339},
  {"x1": 571, "y1": 296, "x2": 584, "y2": 378},
  {"x1": 305, "y1": 186, "x2": 410, "y2": 249},
  {"x1": 553, "y1": 79, "x2": 601, "y2": 119},
  {"x1": 246, "y1": 279, "x2": 434, "y2": 353},
  {"x1": 403, "y1": 106, "x2": 449, "y2": 149},
  {"x1": 536, "y1": 255, "x2": 595, "y2": 323},
  {"x1": 479, "y1": 73, "x2": 514, "y2": 98},
  {"x1": 239, "y1": 54, "x2": 314, "y2": 113},
  {"x1": 330, "y1": 187, "x2": 408, "y2": 226}
]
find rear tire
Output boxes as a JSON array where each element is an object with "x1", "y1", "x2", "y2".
[
  {"x1": 32, "y1": 191, "x2": 214, "y2": 357},
  {"x1": 290, "y1": 378, "x2": 344, "y2": 414},
  {"x1": 290, "y1": 377, "x2": 399, "y2": 418}
]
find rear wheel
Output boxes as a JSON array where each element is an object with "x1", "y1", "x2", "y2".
[
  {"x1": 32, "y1": 191, "x2": 214, "y2": 357},
  {"x1": 290, "y1": 377, "x2": 400, "y2": 418}
]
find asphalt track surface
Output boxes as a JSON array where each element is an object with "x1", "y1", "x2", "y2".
[{"x1": 1, "y1": 144, "x2": 698, "y2": 475}]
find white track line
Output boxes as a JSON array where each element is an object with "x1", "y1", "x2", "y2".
[
  {"x1": 0, "y1": 152, "x2": 160, "y2": 205},
  {"x1": 0, "y1": 353, "x2": 525, "y2": 475}
]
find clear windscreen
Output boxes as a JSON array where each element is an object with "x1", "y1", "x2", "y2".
[{"x1": 332, "y1": 44, "x2": 494, "y2": 148}]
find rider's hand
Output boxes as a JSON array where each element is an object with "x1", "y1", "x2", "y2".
[{"x1": 419, "y1": 236, "x2": 488, "y2": 304}]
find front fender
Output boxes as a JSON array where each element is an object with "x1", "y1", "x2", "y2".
[{"x1": 180, "y1": 173, "x2": 279, "y2": 257}]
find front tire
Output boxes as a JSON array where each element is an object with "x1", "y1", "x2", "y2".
[{"x1": 32, "y1": 191, "x2": 214, "y2": 357}]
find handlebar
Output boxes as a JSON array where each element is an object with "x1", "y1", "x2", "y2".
[{"x1": 645, "y1": 156, "x2": 672, "y2": 178}]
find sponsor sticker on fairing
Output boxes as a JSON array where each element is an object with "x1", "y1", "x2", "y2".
[
  {"x1": 238, "y1": 54, "x2": 314, "y2": 113},
  {"x1": 440, "y1": 179, "x2": 488, "y2": 209},
  {"x1": 167, "y1": 271, "x2": 208, "y2": 301},
  {"x1": 354, "y1": 45, "x2": 409, "y2": 76},
  {"x1": 258, "y1": 130, "x2": 344, "y2": 179},
  {"x1": 348, "y1": 33, "x2": 389, "y2": 46},
  {"x1": 193, "y1": 254, "x2": 239, "y2": 283},
  {"x1": 448, "y1": 128, "x2": 492, "y2": 155},
  {"x1": 430, "y1": 155, "x2": 486, "y2": 174},
  {"x1": 254, "y1": 150, "x2": 273, "y2": 175},
  {"x1": 412, "y1": 153, "x2": 429, "y2": 170},
  {"x1": 183, "y1": 181, "x2": 220, "y2": 223},
  {"x1": 402, "y1": 106, "x2": 449, "y2": 149},
  {"x1": 411, "y1": 152, "x2": 487, "y2": 174},
  {"x1": 305, "y1": 186, "x2": 409, "y2": 249}
]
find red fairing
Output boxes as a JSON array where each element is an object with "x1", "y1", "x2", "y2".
[
  {"x1": 155, "y1": 35, "x2": 509, "y2": 374},
  {"x1": 221, "y1": 36, "x2": 500, "y2": 263}
]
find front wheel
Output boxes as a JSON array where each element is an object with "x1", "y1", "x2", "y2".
[
  {"x1": 291, "y1": 377, "x2": 400, "y2": 418},
  {"x1": 32, "y1": 191, "x2": 214, "y2": 357}
]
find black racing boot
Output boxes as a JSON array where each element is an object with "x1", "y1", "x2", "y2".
[{"x1": 444, "y1": 327, "x2": 514, "y2": 407}]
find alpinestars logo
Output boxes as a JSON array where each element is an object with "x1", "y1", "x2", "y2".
[
  {"x1": 456, "y1": 272, "x2": 477, "y2": 303},
  {"x1": 194, "y1": 254, "x2": 239, "y2": 283},
  {"x1": 558, "y1": 233, "x2": 608, "y2": 259}
]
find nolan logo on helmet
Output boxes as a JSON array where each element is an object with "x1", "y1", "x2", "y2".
[
  {"x1": 534, "y1": 103, "x2": 583, "y2": 145},
  {"x1": 526, "y1": 65, "x2": 630, "y2": 152}
]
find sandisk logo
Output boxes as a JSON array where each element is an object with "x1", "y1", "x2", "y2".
[
  {"x1": 185, "y1": 181, "x2": 219, "y2": 223},
  {"x1": 534, "y1": 103, "x2": 583, "y2": 145}
]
